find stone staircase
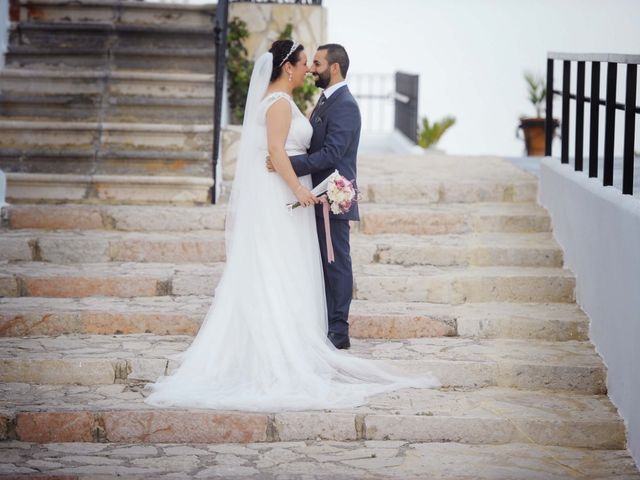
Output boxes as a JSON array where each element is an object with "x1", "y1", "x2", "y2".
[
  {"x1": 0, "y1": 0, "x2": 217, "y2": 204},
  {"x1": 0, "y1": 153, "x2": 638, "y2": 478}
]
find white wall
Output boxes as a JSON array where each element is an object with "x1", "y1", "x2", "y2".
[{"x1": 538, "y1": 157, "x2": 640, "y2": 467}]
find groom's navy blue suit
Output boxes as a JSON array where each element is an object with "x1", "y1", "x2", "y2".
[{"x1": 289, "y1": 86, "x2": 361, "y2": 337}]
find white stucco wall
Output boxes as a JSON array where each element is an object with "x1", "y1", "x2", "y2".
[{"x1": 538, "y1": 157, "x2": 640, "y2": 467}]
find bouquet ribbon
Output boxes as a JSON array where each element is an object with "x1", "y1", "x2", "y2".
[{"x1": 319, "y1": 195, "x2": 335, "y2": 264}]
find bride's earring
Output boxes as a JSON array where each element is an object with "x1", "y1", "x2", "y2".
[{"x1": 288, "y1": 72, "x2": 292, "y2": 82}]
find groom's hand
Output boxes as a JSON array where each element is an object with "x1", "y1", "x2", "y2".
[{"x1": 265, "y1": 156, "x2": 275, "y2": 173}]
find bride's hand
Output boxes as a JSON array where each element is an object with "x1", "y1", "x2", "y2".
[{"x1": 295, "y1": 185, "x2": 319, "y2": 207}]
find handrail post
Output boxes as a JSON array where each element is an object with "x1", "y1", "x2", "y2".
[
  {"x1": 211, "y1": 0, "x2": 229, "y2": 204},
  {"x1": 544, "y1": 58, "x2": 554, "y2": 156},
  {"x1": 588, "y1": 62, "x2": 600, "y2": 178},
  {"x1": 561, "y1": 61, "x2": 571, "y2": 164},
  {"x1": 575, "y1": 61, "x2": 585, "y2": 171},
  {"x1": 603, "y1": 62, "x2": 617, "y2": 187},
  {"x1": 622, "y1": 63, "x2": 637, "y2": 195}
]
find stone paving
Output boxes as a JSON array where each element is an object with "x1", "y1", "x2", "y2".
[
  {"x1": 0, "y1": 334, "x2": 606, "y2": 392},
  {"x1": 0, "y1": 383, "x2": 626, "y2": 448},
  {"x1": 0, "y1": 440, "x2": 639, "y2": 479}
]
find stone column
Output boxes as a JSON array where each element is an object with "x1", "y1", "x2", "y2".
[{"x1": 229, "y1": 3, "x2": 327, "y2": 60}]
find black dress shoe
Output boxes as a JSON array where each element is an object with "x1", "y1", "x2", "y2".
[{"x1": 328, "y1": 331, "x2": 350, "y2": 350}]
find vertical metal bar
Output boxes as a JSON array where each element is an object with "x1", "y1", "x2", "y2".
[
  {"x1": 622, "y1": 63, "x2": 637, "y2": 195},
  {"x1": 211, "y1": 0, "x2": 229, "y2": 204},
  {"x1": 589, "y1": 62, "x2": 600, "y2": 178},
  {"x1": 561, "y1": 61, "x2": 571, "y2": 164},
  {"x1": 603, "y1": 62, "x2": 617, "y2": 187},
  {"x1": 575, "y1": 61, "x2": 585, "y2": 171},
  {"x1": 545, "y1": 58, "x2": 554, "y2": 156}
]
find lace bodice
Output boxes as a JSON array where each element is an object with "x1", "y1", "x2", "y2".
[{"x1": 258, "y1": 92, "x2": 312, "y2": 156}]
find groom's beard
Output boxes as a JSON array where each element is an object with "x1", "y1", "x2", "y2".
[{"x1": 314, "y1": 70, "x2": 331, "y2": 89}]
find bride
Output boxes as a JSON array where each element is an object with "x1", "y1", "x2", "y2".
[{"x1": 144, "y1": 40, "x2": 439, "y2": 412}]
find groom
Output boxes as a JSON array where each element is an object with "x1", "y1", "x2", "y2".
[{"x1": 268, "y1": 43, "x2": 361, "y2": 350}]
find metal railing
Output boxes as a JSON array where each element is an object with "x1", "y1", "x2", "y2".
[
  {"x1": 395, "y1": 72, "x2": 419, "y2": 143},
  {"x1": 349, "y1": 73, "x2": 394, "y2": 133},
  {"x1": 211, "y1": 0, "x2": 229, "y2": 204},
  {"x1": 350, "y1": 72, "x2": 419, "y2": 142},
  {"x1": 546, "y1": 52, "x2": 640, "y2": 195}
]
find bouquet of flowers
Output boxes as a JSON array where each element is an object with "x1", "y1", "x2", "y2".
[{"x1": 287, "y1": 170, "x2": 358, "y2": 214}]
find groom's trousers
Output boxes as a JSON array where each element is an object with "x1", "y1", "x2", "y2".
[{"x1": 316, "y1": 216, "x2": 352, "y2": 336}]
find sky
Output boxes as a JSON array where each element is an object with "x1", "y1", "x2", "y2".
[{"x1": 322, "y1": 0, "x2": 640, "y2": 156}]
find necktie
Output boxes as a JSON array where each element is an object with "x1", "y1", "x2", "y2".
[{"x1": 311, "y1": 93, "x2": 326, "y2": 121}]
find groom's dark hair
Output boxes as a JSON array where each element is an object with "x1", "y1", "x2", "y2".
[{"x1": 318, "y1": 44, "x2": 349, "y2": 78}]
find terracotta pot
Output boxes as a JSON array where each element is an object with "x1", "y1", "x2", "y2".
[{"x1": 517, "y1": 117, "x2": 559, "y2": 157}]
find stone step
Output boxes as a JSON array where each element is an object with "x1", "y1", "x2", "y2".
[
  {"x1": 0, "y1": 228, "x2": 562, "y2": 267},
  {"x1": 5, "y1": 172, "x2": 212, "y2": 204},
  {"x1": 353, "y1": 264, "x2": 575, "y2": 303},
  {"x1": 0, "y1": 68, "x2": 216, "y2": 98},
  {"x1": 0, "y1": 261, "x2": 575, "y2": 304},
  {"x1": 0, "y1": 382, "x2": 623, "y2": 449},
  {"x1": 357, "y1": 154, "x2": 538, "y2": 205},
  {"x1": 9, "y1": 22, "x2": 215, "y2": 52},
  {"x1": 0, "y1": 120, "x2": 213, "y2": 153},
  {"x1": 0, "y1": 297, "x2": 589, "y2": 341},
  {"x1": 217, "y1": 177, "x2": 539, "y2": 206},
  {"x1": 18, "y1": 0, "x2": 217, "y2": 29},
  {"x1": 0, "y1": 440, "x2": 637, "y2": 479},
  {"x1": 363, "y1": 180, "x2": 538, "y2": 204},
  {"x1": 357, "y1": 203, "x2": 551, "y2": 234},
  {"x1": 6, "y1": 45, "x2": 216, "y2": 72},
  {"x1": 0, "y1": 148, "x2": 213, "y2": 177},
  {"x1": 0, "y1": 334, "x2": 607, "y2": 393},
  {"x1": 3, "y1": 203, "x2": 226, "y2": 231},
  {"x1": 360, "y1": 232, "x2": 562, "y2": 267},
  {"x1": 2, "y1": 202, "x2": 551, "y2": 232},
  {"x1": 0, "y1": 93, "x2": 214, "y2": 123}
]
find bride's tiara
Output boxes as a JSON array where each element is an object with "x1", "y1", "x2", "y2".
[{"x1": 278, "y1": 41, "x2": 300, "y2": 67}]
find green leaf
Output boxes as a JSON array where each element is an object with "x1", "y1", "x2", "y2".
[{"x1": 417, "y1": 115, "x2": 456, "y2": 148}]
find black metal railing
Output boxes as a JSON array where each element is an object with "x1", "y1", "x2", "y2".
[
  {"x1": 350, "y1": 72, "x2": 419, "y2": 142},
  {"x1": 211, "y1": 0, "x2": 229, "y2": 204},
  {"x1": 545, "y1": 52, "x2": 640, "y2": 195},
  {"x1": 395, "y1": 72, "x2": 419, "y2": 143}
]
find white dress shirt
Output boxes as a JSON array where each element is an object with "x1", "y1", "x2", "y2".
[{"x1": 322, "y1": 80, "x2": 348, "y2": 99}]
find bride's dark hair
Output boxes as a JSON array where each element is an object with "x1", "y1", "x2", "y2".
[{"x1": 268, "y1": 40, "x2": 304, "y2": 82}]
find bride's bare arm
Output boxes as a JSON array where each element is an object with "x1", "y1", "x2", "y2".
[{"x1": 266, "y1": 99, "x2": 318, "y2": 207}]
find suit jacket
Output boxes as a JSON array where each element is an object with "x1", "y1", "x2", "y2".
[{"x1": 289, "y1": 86, "x2": 361, "y2": 222}]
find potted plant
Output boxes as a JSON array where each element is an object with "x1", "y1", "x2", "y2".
[
  {"x1": 417, "y1": 115, "x2": 456, "y2": 152},
  {"x1": 517, "y1": 71, "x2": 558, "y2": 156}
]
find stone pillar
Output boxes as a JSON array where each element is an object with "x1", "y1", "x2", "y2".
[{"x1": 229, "y1": 3, "x2": 327, "y2": 61}]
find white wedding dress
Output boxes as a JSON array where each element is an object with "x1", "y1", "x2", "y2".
[{"x1": 144, "y1": 53, "x2": 439, "y2": 412}]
